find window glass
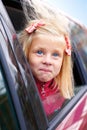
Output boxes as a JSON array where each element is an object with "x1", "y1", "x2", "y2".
[{"x1": 0, "y1": 63, "x2": 20, "y2": 130}]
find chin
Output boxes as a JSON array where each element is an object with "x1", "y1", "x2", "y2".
[{"x1": 39, "y1": 78, "x2": 52, "y2": 82}]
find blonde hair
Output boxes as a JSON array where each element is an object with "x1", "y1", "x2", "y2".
[{"x1": 20, "y1": 0, "x2": 74, "y2": 99}]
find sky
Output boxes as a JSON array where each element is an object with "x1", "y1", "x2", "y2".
[{"x1": 46, "y1": 0, "x2": 87, "y2": 27}]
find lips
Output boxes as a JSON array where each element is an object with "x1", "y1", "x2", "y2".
[{"x1": 39, "y1": 68, "x2": 51, "y2": 73}]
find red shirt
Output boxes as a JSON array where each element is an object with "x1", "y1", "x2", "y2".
[{"x1": 35, "y1": 78, "x2": 65, "y2": 115}]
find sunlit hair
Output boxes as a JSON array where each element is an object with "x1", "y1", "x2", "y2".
[{"x1": 19, "y1": 0, "x2": 74, "y2": 99}]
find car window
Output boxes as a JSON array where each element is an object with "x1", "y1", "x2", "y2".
[{"x1": 0, "y1": 63, "x2": 20, "y2": 130}]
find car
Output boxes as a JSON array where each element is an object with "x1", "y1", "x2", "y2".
[{"x1": 0, "y1": 0, "x2": 87, "y2": 130}]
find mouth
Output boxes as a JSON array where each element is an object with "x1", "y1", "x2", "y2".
[{"x1": 39, "y1": 68, "x2": 51, "y2": 73}]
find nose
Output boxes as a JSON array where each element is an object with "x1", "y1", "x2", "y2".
[{"x1": 42, "y1": 54, "x2": 52, "y2": 65}]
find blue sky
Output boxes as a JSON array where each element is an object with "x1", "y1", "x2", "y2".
[{"x1": 46, "y1": 0, "x2": 87, "y2": 27}]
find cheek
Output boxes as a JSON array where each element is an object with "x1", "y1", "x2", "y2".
[
  {"x1": 28, "y1": 54, "x2": 39, "y2": 69},
  {"x1": 54, "y1": 59, "x2": 63, "y2": 74},
  {"x1": 29, "y1": 58, "x2": 36, "y2": 67},
  {"x1": 28, "y1": 53, "x2": 35, "y2": 64}
]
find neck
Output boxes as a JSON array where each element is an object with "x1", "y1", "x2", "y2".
[{"x1": 34, "y1": 77, "x2": 58, "y2": 100}]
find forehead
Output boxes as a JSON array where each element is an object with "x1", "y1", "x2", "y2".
[{"x1": 32, "y1": 34, "x2": 66, "y2": 47}]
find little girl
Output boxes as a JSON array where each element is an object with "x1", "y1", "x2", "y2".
[{"x1": 20, "y1": 0, "x2": 74, "y2": 116}]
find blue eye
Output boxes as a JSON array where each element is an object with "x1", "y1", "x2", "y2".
[
  {"x1": 37, "y1": 50, "x2": 43, "y2": 55},
  {"x1": 53, "y1": 53, "x2": 59, "y2": 57}
]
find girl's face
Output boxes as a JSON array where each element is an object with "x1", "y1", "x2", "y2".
[{"x1": 28, "y1": 34, "x2": 66, "y2": 82}]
